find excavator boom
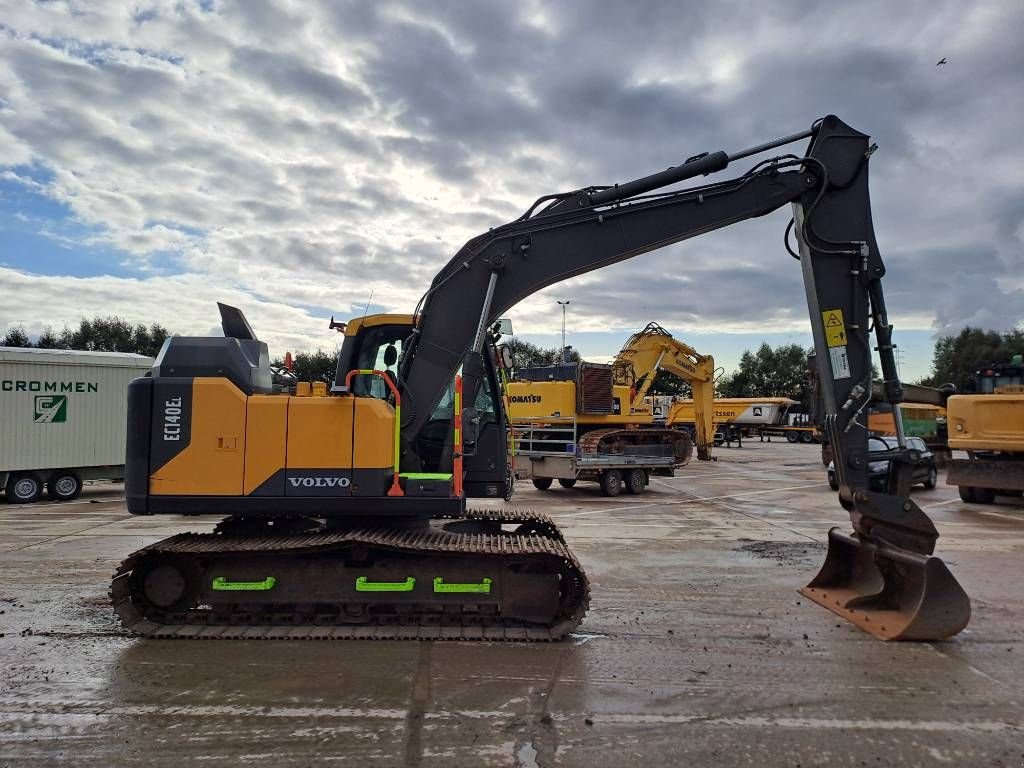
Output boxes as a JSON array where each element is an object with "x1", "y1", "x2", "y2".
[
  {"x1": 392, "y1": 114, "x2": 968, "y2": 639},
  {"x1": 612, "y1": 322, "x2": 716, "y2": 460}
]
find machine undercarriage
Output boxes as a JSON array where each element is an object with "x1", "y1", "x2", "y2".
[{"x1": 112, "y1": 508, "x2": 589, "y2": 640}]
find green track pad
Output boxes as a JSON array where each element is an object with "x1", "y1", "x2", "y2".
[
  {"x1": 212, "y1": 576, "x2": 276, "y2": 592},
  {"x1": 433, "y1": 577, "x2": 492, "y2": 594},
  {"x1": 355, "y1": 576, "x2": 416, "y2": 592}
]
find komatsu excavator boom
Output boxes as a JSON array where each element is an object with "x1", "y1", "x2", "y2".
[
  {"x1": 612, "y1": 322, "x2": 716, "y2": 460},
  {"x1": 115, "y1": 115, "x2": 970, "y2": 642}
]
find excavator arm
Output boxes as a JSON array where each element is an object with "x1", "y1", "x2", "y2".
[
  {"x1": 393, "y1": 114, "x2": 969, "y2": 640},
  {"x1": 612, "y1": 322, "x2": 716, "y2": 460}
]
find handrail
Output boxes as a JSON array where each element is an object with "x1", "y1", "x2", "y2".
[{"x1": 453, "y1": 375, "x2": 463, "y2": 497}]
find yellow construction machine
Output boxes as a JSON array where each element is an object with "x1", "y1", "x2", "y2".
[
  {"x1": 505, "y1": 322, "x2": 714, "y2": 495},
  {"x1": 612, "y1": 322, "x2": 716, "y2": 456},
  {"x1": 112, "y1": 115, "x2": 970, "y2": 642},
  {"x1": 947, "y1": 355, "x2": 1024, "y2": 504}
]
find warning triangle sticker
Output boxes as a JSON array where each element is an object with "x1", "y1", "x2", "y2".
[{"x1": 826, "y1": 313, "x2": 842, "y2": 328}]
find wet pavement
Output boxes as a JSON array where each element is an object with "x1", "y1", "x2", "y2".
[{"x1": 1, "y1": 442, "x2": 1023, "y2": 766}]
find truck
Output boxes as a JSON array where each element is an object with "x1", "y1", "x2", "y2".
[{"x1": 0, "y1": 347, "x2": 153, "y2": 502}]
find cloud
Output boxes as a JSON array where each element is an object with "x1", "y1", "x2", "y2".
[
  {"x1": 0, "y1": 0, "x2": 1022, "y2": 373},
  {"x1": 0, "y1": 265, "x2": 340, "y2": 353}
]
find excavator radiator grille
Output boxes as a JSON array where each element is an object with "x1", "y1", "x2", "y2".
[{"x1": 577, "y1": 363, "x2": 614, "y2": 414}]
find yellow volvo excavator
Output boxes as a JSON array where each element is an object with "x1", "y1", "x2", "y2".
[{"x1": 112, "y1": 115, "x2": 970, "y2": 642}]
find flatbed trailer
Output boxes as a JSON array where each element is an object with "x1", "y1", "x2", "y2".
[{"x1": 512, "y1": 420, "x2": 680, "y2": 496}]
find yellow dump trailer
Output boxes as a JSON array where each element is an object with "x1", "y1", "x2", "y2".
[{"x1": 666, "y1": 397, "x2": 796, "y2": 431}]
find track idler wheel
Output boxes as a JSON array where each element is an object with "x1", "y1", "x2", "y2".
[
  {"x1": 800, "y1": 528, "x2": 971, "y2": 641},
  {"x1": 131, "y1": 555, "x2": 201, "y2": 614}
]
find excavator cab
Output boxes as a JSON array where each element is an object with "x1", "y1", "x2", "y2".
[{"x1": 333, "y1": 313, "x2": 511, "y2": 499}]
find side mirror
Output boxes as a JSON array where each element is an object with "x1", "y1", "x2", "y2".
[
  {"x1": 461, "y1": 407, "x2": 481, "y2": 445},
  {"x1": 494, "y1": 318, "x2": 513, "y2": 336},
  {"x1": 497, "y1": 344, "x2": 515, "y2": 372}
]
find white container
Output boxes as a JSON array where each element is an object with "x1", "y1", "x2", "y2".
[{"x1": 0, "y1": 348, "x2": 152, "y2": 494}]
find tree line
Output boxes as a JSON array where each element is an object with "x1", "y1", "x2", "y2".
[
  {"x1": 1, "y1": 316, "x2": 343, "y2": 381},
  {"x1": 4, "y1": 315, "x2": 1020, "y2": 396},
  {"x1": 2, "y1": 317, "x2": 172, "y2": 358},
  {"x1": 918, "y1": 327, "x2": 1024, "y2": 392}
]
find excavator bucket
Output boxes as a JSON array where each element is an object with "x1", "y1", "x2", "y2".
[{"x1": 800, "y1": 528, "x2": 971, "y2": 641}]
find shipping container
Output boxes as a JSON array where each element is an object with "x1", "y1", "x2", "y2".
[{"x1": 0, "y1": 347, "x2": 152, "y2": 502}]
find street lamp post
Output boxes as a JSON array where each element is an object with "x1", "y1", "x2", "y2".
[{"x1": 557, "y1": 300, "x2": 571, "y2": 363}]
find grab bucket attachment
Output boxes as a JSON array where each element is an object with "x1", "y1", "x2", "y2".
[{"x1": 800, "y1": 528, "x2": 970, "y2": 641}]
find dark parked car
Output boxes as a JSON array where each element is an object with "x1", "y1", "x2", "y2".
[{"x1": 828, "y1": 435, "x2": 937, "y2": 492}]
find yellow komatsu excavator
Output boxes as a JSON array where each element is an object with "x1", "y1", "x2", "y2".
[
  {"x1": 504, "y1": 322, "x2": 714, "y2": 496},
  {"x1": 111, "y1": 115, "x2": 971, "y2": 642}
]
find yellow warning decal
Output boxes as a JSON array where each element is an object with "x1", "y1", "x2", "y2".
[{"x1": 822, "y1": 309, "x2": 847, "y2": 347}]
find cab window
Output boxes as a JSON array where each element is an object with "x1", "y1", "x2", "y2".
[
  {"x1": 474, "y1": 370, "x2": 497, "y2": 424},
  {"x1": 352, "y1": 326, "x2": 404, "y2": 399},
  {"x1": 428, "y1": 372, "x2": 498, "y2": 425},
  {"x1": 431, "y1": 381, "x2": 455, "y2": 420}
]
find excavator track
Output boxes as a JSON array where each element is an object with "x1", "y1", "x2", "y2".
[
  {"x1": 111, "y1": 509, "x2": 588, "y2": 641},
  {"x1": 578, "y1": 426, "x2": 694, "y2": 464}
]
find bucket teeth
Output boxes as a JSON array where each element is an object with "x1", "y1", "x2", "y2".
[{"x1": 800, "y1": 527, "x2": 971, "y2": 641}]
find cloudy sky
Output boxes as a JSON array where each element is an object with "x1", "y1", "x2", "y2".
[{"x1": 1, "y1": 1, "x2": 1022, "y2": 379}]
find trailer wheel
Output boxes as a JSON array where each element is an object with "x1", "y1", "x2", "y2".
[
  {"x1": 786, "y1": 431, "x2": 799, "y2": 443},
  {"x1": 48, "y1": 472, "x2": 83, "y2": 501},
  {"x1": 957, "y1": 485, "x2": 976, "y2": 503},
  {"x1": 800, "y1": 431, "x2": 813, "y2": 443},
  {"x1": 624, "y1": 469, "x2": 646, "y2": 495},
  {"x1": 600, "y1": 470, "x2": 623, "y2": 497},
  {"x1": 973, "y1": 487, "x2": 996, "y2": 505},
  {"x1": 532, "y1": 478, "x2": 553, "y2": 491},
  {"x1": 8, "y1": 472, "x2": 43, "y2": 504},
  {"x1": 557, "y1": 478, "x2": 577, "y2": 489}
]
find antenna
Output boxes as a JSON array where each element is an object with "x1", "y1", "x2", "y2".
[{"x1": 361, "y1": 290, "x2": 374, "y2": 321}]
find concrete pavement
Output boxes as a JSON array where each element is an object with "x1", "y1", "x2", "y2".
[{"x1": 1, "y1": 441, "x2": 1022, "y2": 766}]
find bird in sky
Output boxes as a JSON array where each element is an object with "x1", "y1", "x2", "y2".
[{"x1": 936, "y1": 57, "x2": 948, "y2": 66}]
